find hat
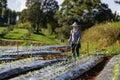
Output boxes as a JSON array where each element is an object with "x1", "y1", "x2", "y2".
[{"x1": 71, "y1": 22, "x2": 80, "y2": 27}]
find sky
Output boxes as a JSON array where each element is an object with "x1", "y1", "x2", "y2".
[
  {"x1": 101, "y1": 0, "x2": 120, "y2": 15},
  {"x1": 8, "y1": 0, "x2": 64, "y2": 11},
  {"x1": 8, "y1": 0, "x2": 120, "y2": 15},
  {"x1": 8, "y1": 0, "x2": 27, "y2": 11}
]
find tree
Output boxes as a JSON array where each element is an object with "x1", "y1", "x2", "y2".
[
  {"x1": 55, "y1": 0, "x2": 100, "y2": 26},
  {"x1": 113, "y1": 0, "x2": 120, "y2": 21},
  {"x1": 55, "y1": 0, "x2": 114, "y2": 38},
  {"x1": 42, "y1": 0, "x2": 59, "y2": 33},
  {"x1": 54, "y1": 0, "x2": 101, "y2": 38},
  {"x1": 0, "y1": 0, "x2": 7, "y2": 8},
  {"x1": 0, "y1": 0, "x2": 7, "y2": 25},
  {"x1": 55, "y1": 0, "x2": 114, "y2": 28},
  {"x1": 19, "y1": 9, "x2": 28, "y2": 23},
  {"x1": 115, "y1": 0, "x2": 120, "y2": 4},
  {"x1": 29, "y1": 2, "x2": 42, "y2": 32},
  {"x1": 21, "y1": 0, "x2": 59, "y2": 33}
]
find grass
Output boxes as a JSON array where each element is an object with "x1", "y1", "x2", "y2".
[
  {"x1": 4, "y1": 28, "x2": 28, "y2": 40},
  {"x1": 80, "y1": 21, "x2": 120, "y2": 55},
  {"x1": 28, "y1": 33, "x2": 59, "y2": 44},
  {"x1": 112, "y1": 21, "x2": 120, "y2": 28},
  {"x1": 0, "y1": 27, "x2": 7, "y2": 34},
  {"x1": 112, "y1": 58, "x2": 119, "y2": 80},
  {"x1": 1, "y1": 27, "x2": 60, "y2": 45}
]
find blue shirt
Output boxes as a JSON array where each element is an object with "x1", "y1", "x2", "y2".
[{"x1": 70, "y1": 29, "x2": 81, "y2": 43}]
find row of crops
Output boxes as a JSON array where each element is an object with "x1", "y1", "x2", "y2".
[
  {"x1": 97, "y1": 54, "x2": 120, "y2": 80},
  {"x1": 0, "y1": 45, "x2": 70, "y2": 53},
  {"x1": 10, "y1": 55, "x2": 105, "y2": 80},
  {"x1": 0, "y1": 45, "x2": 115, "y2": 80},
  {"x1": 0, "y1": 45, "x2": 70, "y2": 60}
]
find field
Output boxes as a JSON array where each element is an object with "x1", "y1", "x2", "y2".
[
  {"x1": 0, "y1": 27, "x2": 60, "y2": 46},
  {"x1": 0, "y1": 44, "x2": 119, "y2": 80},
  {"x1": 0, "y1": 21, "x2": 120, "y2": 79}
]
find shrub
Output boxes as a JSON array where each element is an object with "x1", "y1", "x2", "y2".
[
  {"x1": 55, "y1": 25, "x2": 72, "y2": 39},
  {"x1": 81, "y1": 22, "x2": 120, "y2": 48},
  {"x1": 17, "y1": 22, "x2": 31, "y2": 29}
]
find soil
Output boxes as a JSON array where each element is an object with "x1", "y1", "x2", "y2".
[
  {"x1": 76, "y1": 55, "x2": 113, "y2": 80},
  {"x1": 0, "y1": 40, "x2": 48, "y2": 46}
]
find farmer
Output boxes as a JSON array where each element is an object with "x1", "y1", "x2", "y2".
[{"x1": 68, "y1": 22, "x2": 81, "y2": 58}]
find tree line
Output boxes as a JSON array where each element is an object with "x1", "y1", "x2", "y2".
[
  {"x1": 0, "y1": 0, "x2": 17, "y2": 26},
  {"x1": 19, "y1": 0, "x2": 120, "y2": 39}
]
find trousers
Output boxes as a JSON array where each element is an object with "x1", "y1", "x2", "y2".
[{"x1": 71, "y1": 43, "x2": 81, "y2": 54}]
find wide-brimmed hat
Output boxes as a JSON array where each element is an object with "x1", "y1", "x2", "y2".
[{"x1": 71, "y1": 22, "x2": 80, "y2": 27}]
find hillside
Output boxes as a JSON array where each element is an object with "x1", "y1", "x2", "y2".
[
  {"x1": 0, "y1": 21, "x2": 120, "y2": 49},
  {"x1": 0, "y1": 27, "x2": 60, "y2": 46},
  {"x1": 81, "y1": 21, "x2": 120, "y2": 54}
]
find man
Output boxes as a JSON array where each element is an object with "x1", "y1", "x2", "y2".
[{"x1": 68, "y1": 22, "x2": 81, "y2": 59}]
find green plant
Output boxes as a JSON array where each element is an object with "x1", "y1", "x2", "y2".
[
  {"x1": 17, "y1": 22, "x2": 31, "y2": 29},
  {"x1": 81, "y1": 22, "x2": 120, "y2": 51},
  {"x1": 112, "y1": 62, "x2": 119, "y2": 80}
]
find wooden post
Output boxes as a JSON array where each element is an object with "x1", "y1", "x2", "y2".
[
  {"x1": 17, "y1": 44, "x2": 19, "y2": 54},
  {"x1": 116, "y1": 40, "x2": 120, "y2": 47},
  {"x1": 87, "y1": 41, "x2": 89, "y2": 54}
]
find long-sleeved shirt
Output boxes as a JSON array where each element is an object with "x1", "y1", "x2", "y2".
[{"x1": 69, "y1": 29, "x2": 81, "y2": 43}]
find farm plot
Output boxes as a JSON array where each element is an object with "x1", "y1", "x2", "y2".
[
  {"x1": 0, "y1": 45, "x2": 70, "y2": 53},
  {"x1": 0, "y1": 45, "x2": 70, "y2": 60},
  {"x1": 10, "y1": 55, "x2": 104, "y2": 80},
  {"x1": 0, "y1": 57, "x2": 67, "y2": 80},
  {"x1": 0, "y1": 45, "x2": 111, "y2": 80}
]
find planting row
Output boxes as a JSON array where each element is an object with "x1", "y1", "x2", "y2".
[
  {"x1": 0, "y1": 45, "x2": 70, "y2": 53},
  {"x1": 11, "y1": 55, "x2": 104, "y2": 80},
  {"x1": 0, "y1": 45, "x2": 70, "y2": 60},
  {"x1": 0, "y1": 58, "x2": 66, "y2": 80},
  {"x1": 97, "y1": 54, "x2": 120, "y2": 80},
  {"x1": 0, "y1": 57, "x2": 44, "y2": 72},
  {"x1": 0, "y1": 51, "x2": 62, "y2": 58}
]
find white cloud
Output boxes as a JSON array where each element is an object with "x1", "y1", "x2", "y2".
[
  {"x1": 8, "y1": 0, "x2": 27, "y2": 11},
  {"x1": 18, "y1": 0, "x2": 27, "y2": 11},
  {"x1": 8, "y1": 0, "x2": 65, "y2": 11}
]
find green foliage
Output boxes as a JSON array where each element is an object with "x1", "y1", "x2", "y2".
[
  {"x1": 20, "y1": 0, "x2": 59, "y2": 33},
  {"x1": 112, "y1": 21, "x2": 120, "y2": 28},
  {"x1": 55, "y1": 25, "x2": 72, "y2": 39},
  {"x1": 106, "y1": 43, "x2": 120, "y2": 55},
  {"x1": 28, "y1": 33, "x2": 58, "y2": 44},
  {"x1": 0, "y1": 0, "x2": 7, "y2": 8},
  {"x1": 55, "y1": 0, "x2": 100, "y2": 26},
  {"x1": 112, "y1": 61, "x2": 119, "y2": 80},
  {"x1": 2, "y1": 27, "x2": 59, "y2": 44},
  {"x1": 55, "y1": 0, "x2": 114, "y2": 33},
  {"x1": 47, "y1": 23, "x2": 52, "y2": 34},
  {"x1": 0, "y1": 27, "x2": 6, "y2": 34},
  {"x1": 0, "y1": 0, "x2": 7, "y2": 25},
  {"x1": 80, "y1": 42, "x2": 99, "y2": 54},
  {"x1": 0, "y1": 0, "x2": 17, "y2": 25},
  {"x1": 80, "y1": 22, "x2": 120, "y2": 55},
  {"x1": 0, "y1": 25, "x2": 14, "y2": 38},
  {"x1": 22, "y1": 40, "x2": 31, "y2": 46},
  {"x1": 81, "y1": 22, "x2": 120, "y2": 47},
  {"x1": 4, "y1": 28, "x2": 29, "y2": 40},
  {"x1": 17, "y1": 22, "x2": 31, "y2": 29}
]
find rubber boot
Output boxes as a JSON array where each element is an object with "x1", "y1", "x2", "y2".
[
  {"x1": 71, "y1": 53, "x2": 76, "y2": 59},
  {"x1": 77, "y1": 53, "x2": 80, "y2": 57}
]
